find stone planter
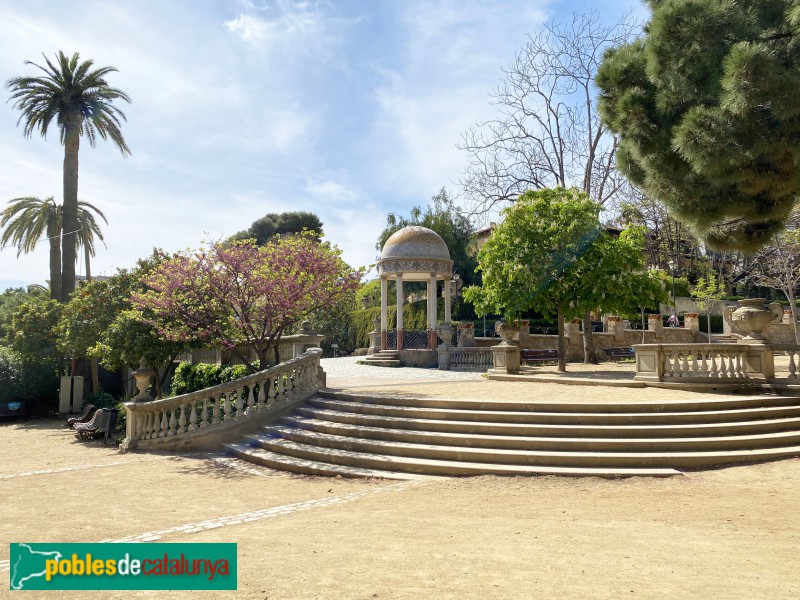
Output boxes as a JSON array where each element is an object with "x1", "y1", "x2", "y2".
[
  {"x1": 131, "y1": 360, "x2": 153, "y2": 403},
  {"x1": 723, "y1": 298, "x2": 783, "y2": 341},
  {"x1": 437, "y1": 321, "x2": 455, "y2": 346},
  {"x1": 495, "y1": 320, "x2": 519, "y2": 345}
]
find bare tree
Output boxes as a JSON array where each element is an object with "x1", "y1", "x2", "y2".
[
  {"x1": 459, "y1": 11, "x2": 637, "y2": 217},
  {"x1": 459, "y1": 11, "x2": 638, "y2": 362},
  {"x1": 747, "y1": 212, "x2": 800, "y2": 344}
]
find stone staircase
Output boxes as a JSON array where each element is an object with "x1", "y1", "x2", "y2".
[
  {"x1": 224, "y1": 391, "x2": 800, "y2": 479},
  {"x1": 358, "y1": 350, "x2": 401, "y2": 368}
]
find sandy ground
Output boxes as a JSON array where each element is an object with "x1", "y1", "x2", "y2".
[{"x1": 2, "y1": 370, "x2": 799, "y2": 599}]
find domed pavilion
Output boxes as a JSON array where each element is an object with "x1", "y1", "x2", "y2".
[{"x1": 377, "y1": 226, "x2": 454, "y2": 351}]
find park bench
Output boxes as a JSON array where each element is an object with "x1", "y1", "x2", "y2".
[
  {"x1": 74, "y1": 408, "x2": 119, "y2": 445},
  {"x1": 604, "y1": 347, "x2": 636, "y2": 361},
  {"x1": 520, "y1": 349, "x2": 559, "y2": 364},
  {"x1": 66, "y1": 403, "x2": 96, "y2": 428}
]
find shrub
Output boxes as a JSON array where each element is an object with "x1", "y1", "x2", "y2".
[{"x1": 170, "y1": 362, "x2": 250, "y2": 396}]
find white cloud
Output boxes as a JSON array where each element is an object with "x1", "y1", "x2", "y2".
[{"x1": 305, "y1": 179, "x2": 359, "y2": 203}]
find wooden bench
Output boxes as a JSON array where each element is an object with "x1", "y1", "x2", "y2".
[
  {"x1": 604, "y1": 347, "x2": 636, "y2": 361},
  {"x1": 520, "y1": 349, "x2": 559, "y2": 364},
  {"x1": 66, "y1": 403, "x2": 96, "y2": 428},
  {"x1": 74, "y1": 408, "x2": 119, "y2": 445}
]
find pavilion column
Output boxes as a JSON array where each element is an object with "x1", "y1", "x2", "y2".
[
  {"x1": 427, "y1": 273, "x2": 437, "y2": 349},
  {"x1": 395, "y1": 275, "x2": 404, "y2": 351},
  {"x1": 380, "y1": 277, "x2": 388, "y2": 351},
  {"x1": 444, "y1": 275, "x2": 452, "y2": 323}
]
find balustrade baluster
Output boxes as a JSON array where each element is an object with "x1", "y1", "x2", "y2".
[
  {"x1": 789, "y1": 351, "x2": 797, "y2": 380},
  {"x1": 248, "y1": 386, "x2": 257, "y2": 412},
  {"x1": 690, "y1": 353, "x2": 699, "y2": 376},
  {"x1": 710, "y1": 353, "x2": 718, "y2": 377},
  {"x1": 142, "y1": 413, "x2": 152, "y2": 439},
  {"x1": 235, "y1": 388, "x2": 243, "y2": 417},
  {"x1": 159, "y1": 411, "x2": 168, "y2": 437},
  {"x1": 257, "y1": 381, "x2": 267, "y2": 409},
  {"x1": 167, "y1": 408, "x2": 177, "y2": 436},
  {"x1": 268, "y1": 377, "x2": 277, "y2": 403},
  {"x1": 188, "y1": 400, "x2": 197, "y2": 431},
  {"x1": 178, "y1": 404, "x2": 187, "y2": 434},
  {"x1": 680, "y1": 353, "x2": 689, "y2": 377},
  {"x1": 726, "y1": 353, "x2": 736, "y2": 378},
  {"x1": 277, "y1": 375, "x2": 285, "y2": 399},
  {"x1": 670, "y1": 352, "x2": 680, "y2": 378},
  {"x1": 735, "y1": 353, "x2": 744, "y2": 378},
  {"x1": 700, "y1": 352, "x2": 708, "y2": 376},
  {"x1": 200, "y1": 400, "x2": 209, "y2": 428},
  {"x1": 212, "y1": 397, "x2": 220, "y2": 425},
  {"x1": 224, "y1": 393, "x2": 232, "y2": 421}
]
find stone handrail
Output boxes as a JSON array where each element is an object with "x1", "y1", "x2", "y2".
[
  {"x1": 634, "y1": 343, "x2": 752, "y2": 382},
  {"x1": 121, "y1": 348, "x2": 324, "y2": 452}
]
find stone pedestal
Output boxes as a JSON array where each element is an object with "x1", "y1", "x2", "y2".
[
  {"x1": 607, "y1": 318, "x2": 625, "y2": 342},
  {"x1": 489, "y1": 342, "x2": 520, "y2": 375},
  {"x1": 742, "y1": 343, "x2": 775, "y2": 380},
  {"x1": 458, "y1": 322, "x2": 477, "y2": 347},
  {"x1": 684, "y1": 313, "x2": 699, "y2": 332},
  {"x1": 368, "y1": 318, "x2": 381, "y2": 355}
]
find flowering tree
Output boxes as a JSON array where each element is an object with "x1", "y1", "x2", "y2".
[{"x1": 134, "y1": 235, "x2": 363, "y2": 372}]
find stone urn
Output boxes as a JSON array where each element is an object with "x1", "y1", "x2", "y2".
[
  {"x1": 437, "y1": 321, "x2": 455, "y2": 346},
  {"x1": 495, "y1": 320, "x2": 519, "y2": 345},
  {"x1": 131, "y1": 359, "x2": 153, "y2": 403},
  {"x1": 724, "y1": 298, "x2": 783, "y2": 341}
]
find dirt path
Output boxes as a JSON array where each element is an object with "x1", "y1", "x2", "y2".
[{"x1": 2, "y1": 385, "x2": 799, "y2": 598}]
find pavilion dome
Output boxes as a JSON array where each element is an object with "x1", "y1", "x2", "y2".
[
  {"x1": 380, "y1": 226, "x2": 451, "y2": 261},
  {"x1": 377, "y1": 226, "x2": 453, "y2": 281}
]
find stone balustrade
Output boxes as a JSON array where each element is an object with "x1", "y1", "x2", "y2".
[
  {"x1": 772, "y1": 345, "x2": 800, "y2": 380},
  {"x1": 634, "y1": 343, "x2": 776, "y2": 383},
  {"x1": 445, "y1": 346, "x2": 493, "y2": 370},
  {"x1": 121, "y1": 349, "x2": 324, "y2": 452}
]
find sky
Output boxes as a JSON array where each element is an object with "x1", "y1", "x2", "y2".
[{"x1": 0, "y1": 0, "x2": 648, "y2": 291}]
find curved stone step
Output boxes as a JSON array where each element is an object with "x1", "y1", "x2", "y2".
[
  {"x1": 252, "y1": 429, "x2": 800, "y2": 469},
  {"x1": 308, "y1": 398, "x2": 800, "y2": 425},
  {"x1": 279, "y1": 415, "x2": 800, "y2": 452},
  {"x1": 240, "y1": 437, "x2": 682, "y2": 478},
  {"x1": 225, "y1": 443, "x2": 432, "y2": 480},
  {"x1": 296, "y1": 405, "x2": 800, "y2": 437},
  {"x1": 319, "y1": 390, "x2": 800, "y2": 413}
]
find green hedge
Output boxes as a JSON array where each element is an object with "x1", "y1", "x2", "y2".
[{"x1": 170, "y1": 362, "x2": 251, "y2": 396}]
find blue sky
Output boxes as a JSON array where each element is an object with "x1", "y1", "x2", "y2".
[{"x1": 0, "y1": 0, "x2": 647, "y2": 290}]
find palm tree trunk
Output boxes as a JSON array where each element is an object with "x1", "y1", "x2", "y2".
[
  {"x1": 48, "y1": 234, "x2": 62, "y2": 301},
  {"x1": 61, "y1": 123, "x2": 80, "y2": 302},
  {"x1": 83, "y1": 247, "x2": 100, "y2": 394}
]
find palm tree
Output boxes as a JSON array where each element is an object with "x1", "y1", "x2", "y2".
[
  {"x1": 1, "y1": 197, "x2": 108, "y2": 301},
  {"x1": 1, "y1": 196, "x2": 62, "y2": 300},
  {"x1": 7, "y1": 51, "x2": 131, "y2": 301}
]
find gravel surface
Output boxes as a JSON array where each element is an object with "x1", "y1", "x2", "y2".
[{"x1": 321, "y1": 356, "x2": 484, "y2": 381}]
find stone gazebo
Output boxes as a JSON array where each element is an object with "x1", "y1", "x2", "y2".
[{"x1": 375, "y1": 226, "x2": 453, "y2": 363}]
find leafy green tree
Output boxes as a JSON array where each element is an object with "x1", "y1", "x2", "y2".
[
  {"x1": 597, "y1": 0, "x2": 800, "y2": 251},
  {"x1": 230, "y1": 211, "x2": 323, "y2": 245},
  {"x1": 464, "y1": 188, "x2": 603, "y2": 372},
  {"x1": 57, "y1": 250, "x2": 186, "y2": 398},
  {"x1": 0, "y1": 286, "x2": 47, "y2": 343},
  {"x1": 1, "y1": 197, "x2": 107, "y2": 301},
  {"x1": 691, "y1": 271, "x2": 726, "y2": 338},
  {"x1": 378, "y1": 188, "x2": 477, "y2": 288},
  {"x1": 7, "y1": 51, "x2": 131, "y2": 300},
  {"x1": 9, "y1": 296, "x2": 63, "y2": 361}
]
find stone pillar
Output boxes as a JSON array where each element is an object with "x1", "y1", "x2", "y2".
[
  {"x1": 380, "y1": 277, "x2": 388, "y2": 351},
  {"x1": 444, "y1": 276, "x2": 452, "y2": 323},
  {"x1": 427, "y1": 274, "x2": 437, "y2": 349},
  {"x1": 684, "y1": 313, "x2": 699, "y2": 332},
  {"x1": 608, "y1": 317, "x2": 625, "y2": 342},
  {"x1": 648, "y1": 314, "x2": 664, "y2": 337},
  {"x1": 395, "y1": 275, "x2": 404, "y2": 351},
  {"x1": 517, "y1": 320, "x2": 531, "y2": 348},
  {"x1": 458, "y1": 322, "x2": 476, "y2": 347}
]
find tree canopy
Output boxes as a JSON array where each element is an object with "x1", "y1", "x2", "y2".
[
  {"x1": 597, "y1": 0, "x2": 800, "y2": 251},
  {"x1": 230, "y1": 211, "x2": 323, "y2": 245},
  {"x1": 134, "y1": 234, "x2": 362, "y2": 372}
]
